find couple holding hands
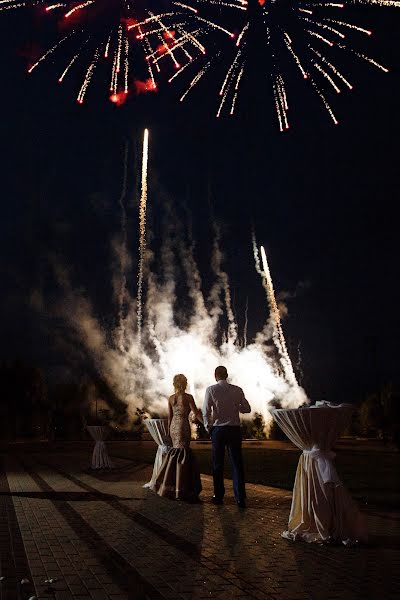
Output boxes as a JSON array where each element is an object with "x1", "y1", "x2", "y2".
[{"x1": 151, "y1": 366, "x2": 251, "y2": 508}]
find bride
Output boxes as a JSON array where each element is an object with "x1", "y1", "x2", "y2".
[{"x1": 151, "y1": 374, "x2": 203, "y2": 502}]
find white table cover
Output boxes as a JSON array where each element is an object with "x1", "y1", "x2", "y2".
[
  {"x1": 86, "y1": 426, "x2": 113, "y2": 470},
  {"x1": 271, "y1": 403, "x2": 367, "y2": 545},
  {"x1": 143, "y1": 418, "x2": 171, "y2": 488}
]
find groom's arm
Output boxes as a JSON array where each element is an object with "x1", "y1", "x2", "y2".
[{"x1": 202, "y1": 387, "x2": 214, "y2": 432}]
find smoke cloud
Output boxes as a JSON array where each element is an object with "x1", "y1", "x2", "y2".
[{"x1": 47, "y1": 215, "x2": 308, "y2": 432}]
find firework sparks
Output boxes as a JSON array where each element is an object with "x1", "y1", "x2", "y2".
[
  {"x1": 28, "y1": 33, "x2": 71, "y2": 74},
  {"x1": 58, "y1": 51, "x2": 80, "y2": 82},
  {"x1": 259, "y1": 245, "x2": 299, "y2": 388},
  {"x1": 0, "y1": 0, "x2": 26, "y2": 11},
  {"x1": 6, "y1": 0, "x2": 234, "y2": 103},
  {"x1": 3, "y1": 0, "x2": 397, "y2": 123},
  {"x1": 175, "y1": 0, "x2": 397, "y2": 128},
  {"x1": 137, "y1": 128, "x2": 149, "y2": 349},
  {"x1": 65, "y1": 1, "x2": 94, "y2": 19},
  {"x1": 46, "y1": 3, "x2": 65, "y2": 11},
  {"x1": 77, "y1": 47, "x2": 99, "y2": 103}
]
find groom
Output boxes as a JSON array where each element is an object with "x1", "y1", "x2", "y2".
[{"x1": 202, "y1": 366, "x2": 251, "y2": 508}]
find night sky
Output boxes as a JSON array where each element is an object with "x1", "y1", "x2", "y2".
[{"x1": 1, "y1": 2, "x2": 399, "y2": 403}]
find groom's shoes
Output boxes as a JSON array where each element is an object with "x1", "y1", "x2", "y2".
[
  {"x1": 211, "y1": 496, "x2": 223, "y2": 505},
  {"x1": 237, "y1": 500, "x2": 246, "y2": 509}
]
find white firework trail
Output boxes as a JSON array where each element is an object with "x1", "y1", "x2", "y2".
[
  {"x1": 273, "y1": 75, "x2": 289, "y2": 130},
  {"x1": 173, "y1": 1, "x2": 198, "y2": 13},
  {"x1": 338, "y1": 42, "x2": 389, "y2": 72},
  {"x1": 169, "y1": 59, "x2": 193, "y2": 82},
  {"x1": 284, "y1": 34, "x2": 308, "y2": 78},
  {"x1": 65, "y1": 0, "x2": 93, "y2": 19},
  {"x1": 230, "y1": 89, "x2": 239, "y2": 115},
  {"x1": 307, "y1": 29, "x2": 334, "y2": 46},
  {"x1": 137, "y1": 128, "x2": 149, "y2": 349},
  {"x1": 58, "y1": 52, "x2": 79, "y2": 82},
  {"x1": 46, "y1": 3, "x2": 65, "y2": 10},
  {"x1": 309, "y1": 46, "x2": 353, "y2": 89},
  {"x1": 236, "y1": 22, "x2": 249, "y2": 47},
  {"x1": 180, "y1": 60, "x2": 212, "y2": 101},
  {"x1": 313, "y1": 61, "x2": 342, "y2": 93},
  {"x1": 217, "y1": 45, "x2": 243, "y2": 117},
  {"x1": 301, "y1": 16, "x2": 346, "y2": 38},
  {"x1": 104, "y1": 34, "x2": 111, "y2": 59},
  {"x1": 322, "y1": 18, "x2": 372, "y2": 35},
  {"x1": 259, "y1": 246, "x2": 299, "y2": 388},
  {"x1": 124, "y1": 36, "x2": 129, "y2": 92},
  {"x1": 77, "y1": 48, "x2": 99, "y2": 103},
  {"x1": 352, "y1": 0, "x2": 400, "y2": 7},
  {"x1": 28, "y1": 33, "x2": 71, "y2": 73},
  {"x1": 310, "y1": 78, "x2": 339, "y2": 123},
  {"x1": 0, "y1": 1, "x2": 25, "y2": 11}
]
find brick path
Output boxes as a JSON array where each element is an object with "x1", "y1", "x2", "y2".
[{"x1": 0, "y1": 449, "x2": 398, "y2": 600}]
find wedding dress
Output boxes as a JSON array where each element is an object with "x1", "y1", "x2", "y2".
[{"x1": 151, "y1": 395, "x2": 202, "y2": 501}]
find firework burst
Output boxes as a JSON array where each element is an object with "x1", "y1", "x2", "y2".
[
  {"x1": 175, "y1": 0, "x2": 397, "y2": 129},
  {"x1": 2, "y1": 0, "x2": 397, "y2": 122},
  {"x1": 3, "y1": 0, "x2": 237, "y2": 104}
]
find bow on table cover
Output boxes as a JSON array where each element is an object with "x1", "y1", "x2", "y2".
[
  {"x1": 271, "y1": 404, "x2": 367, "y2": 545},
  {"x1": 86, "y1": 426, "x2": 114, "y2": 470},
  {"x1": 143, "y1": 419, "x2": 172, "y2": 488}
]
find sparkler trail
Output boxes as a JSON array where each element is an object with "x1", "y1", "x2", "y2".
[{"x1": 137, "y1": 128, "x2": 149, "y2": 349}]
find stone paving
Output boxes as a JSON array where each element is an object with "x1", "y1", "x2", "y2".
[{"x1": 0, "y1": 448, "x2": 399, "y2": 600}]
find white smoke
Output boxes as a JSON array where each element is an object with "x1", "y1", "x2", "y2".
[
  {"x1": 51, "y1": 221, "x2": 308, "y2": 431},
  {"x1": 42, "y1": 134, "x2": 308, "y2": 431}
]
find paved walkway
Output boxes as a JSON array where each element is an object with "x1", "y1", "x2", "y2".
[{"x1": 0, "y1": 449, "x2": 398, "y2": 600}]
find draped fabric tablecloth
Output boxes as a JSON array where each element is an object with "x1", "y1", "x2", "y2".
[
  {"x1": 86, "y1": 426, "x2": 113, "y2": 470},
  {"x1": 143, "y1": 419, "x2": 171, "y2": 488},
  {"x1": 270, "y1": 403, "x2": 367, "y2": 545}
]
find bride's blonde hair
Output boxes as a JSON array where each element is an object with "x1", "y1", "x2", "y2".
[{"x1": 173, "y1": 374, "x2": 187, "y2": 395}]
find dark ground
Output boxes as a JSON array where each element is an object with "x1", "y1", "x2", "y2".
[
  {"x1": 2, "y1": 439, "x2": 399, "y2": 508},
  {"x1": 0, "y1": 444, "x2": 399, "y2": 599}
]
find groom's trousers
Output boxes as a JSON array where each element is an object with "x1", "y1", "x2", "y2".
[{"x1": 211, "y1": 425, "x2": 246, "y2": 502}]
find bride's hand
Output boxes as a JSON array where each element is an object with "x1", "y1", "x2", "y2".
[
  {"x1": 188, "y1": 395, "x2": 203, "y2": 423},
  {"x1": 196, "y1": 409, "x2": 203, "y2": 424}
]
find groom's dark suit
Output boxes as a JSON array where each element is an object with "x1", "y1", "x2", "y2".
[{"x1": 202, "y1": 379, "x2": 251, "y2": 504}]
